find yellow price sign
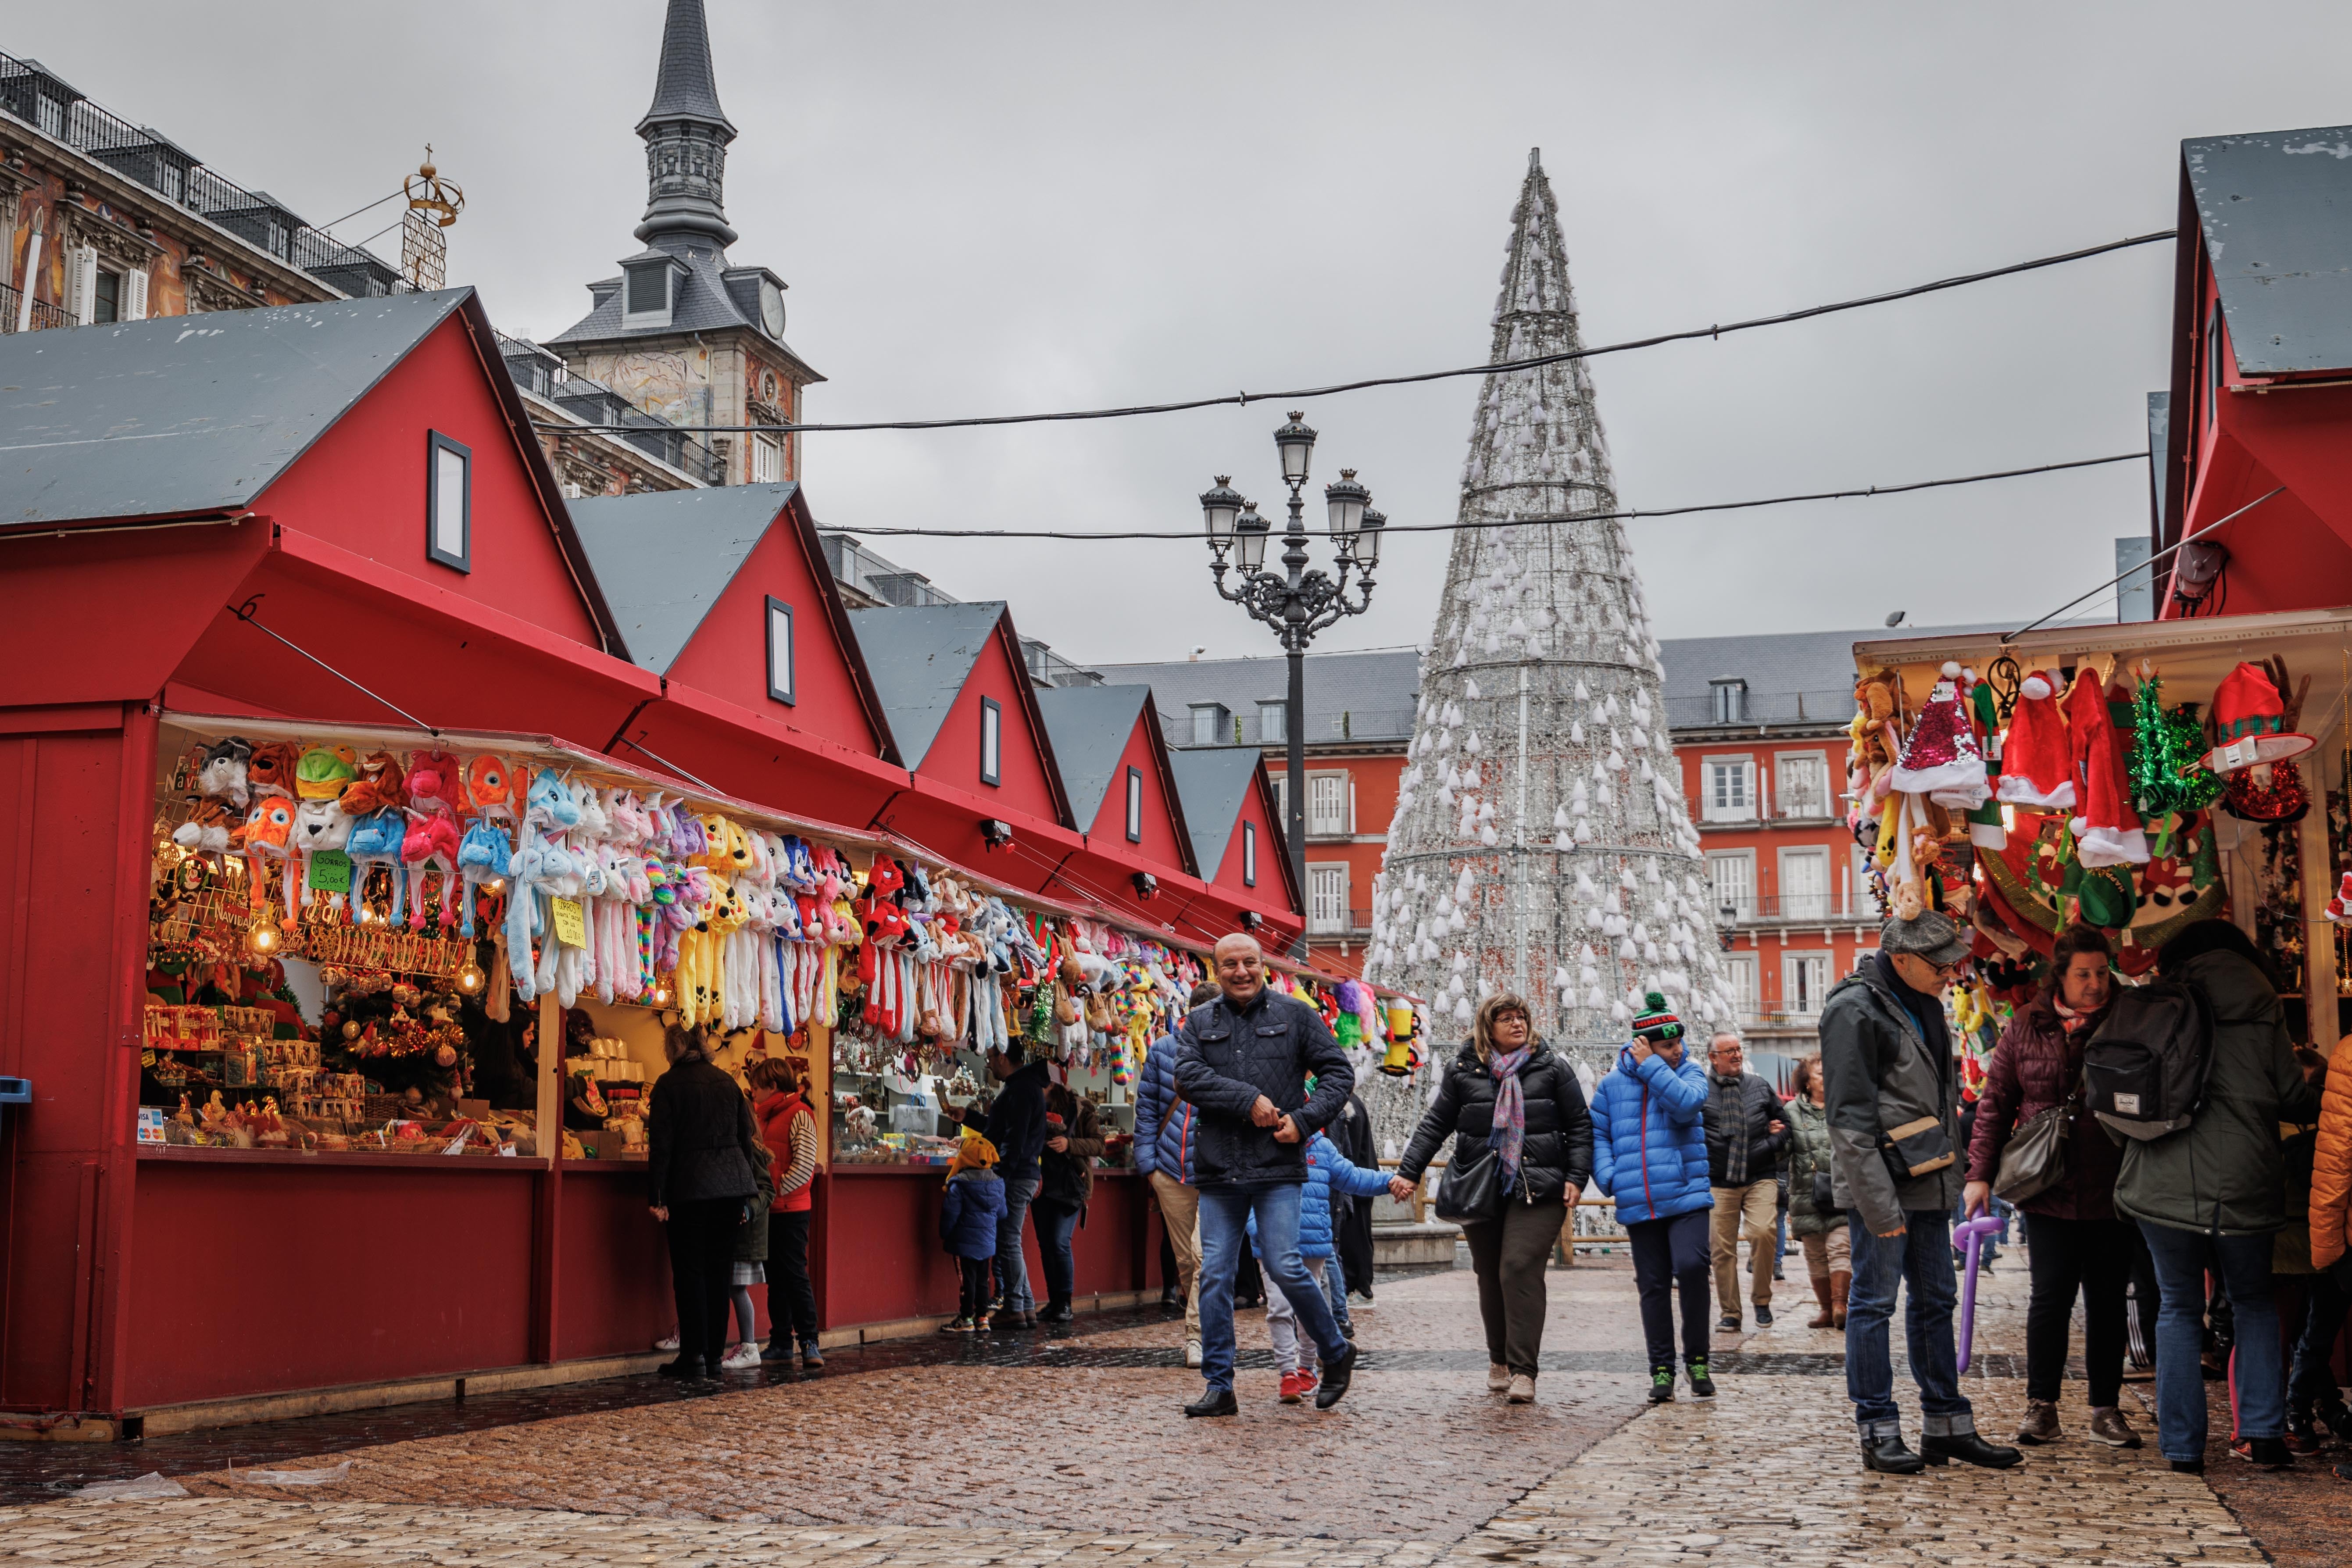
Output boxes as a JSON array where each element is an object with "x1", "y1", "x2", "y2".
[{"x1": 550, "y1": 897, "x2": 587, "y2": 949}]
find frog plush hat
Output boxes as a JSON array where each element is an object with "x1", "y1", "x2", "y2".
[{"x1": 294, "y1": 745, "x2": 360, "y2": 801}]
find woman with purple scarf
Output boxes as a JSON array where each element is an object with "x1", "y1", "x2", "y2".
[{"x1": 1395, "y1": 993, "x2": 1594, "y2": 1403}]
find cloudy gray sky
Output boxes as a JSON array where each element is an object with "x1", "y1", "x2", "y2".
[{"x1": 21, "y1": 3, "x2": 2352, "y2": 664}]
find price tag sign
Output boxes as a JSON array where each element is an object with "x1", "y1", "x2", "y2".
[
  {"x1": 550, "y1": 897, "x2": 587, "y2": 949},
  {"x1": 307, "y1": 850, "x2": 353, "y2": 893}
]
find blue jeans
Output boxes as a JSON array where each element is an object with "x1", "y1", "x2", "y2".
[
  {"x1": 2141, "y1": 1223, "x2": 2283, "y2": 1458},
  {"x1": 1033, "y1": 1199, "x2": 1082, "y2": 1306},
  {"x1": 1198, "y1": 1183, "x2": 1348, "y2": 1392},
  {"x1": 995, "y1": 1170, "x2": 1041, "y2": 1314},
  {"x1": 1845, "y1": 1209, "x2": 1974, "y2": 1439},
  {"x1": 1323, "y1": 1251, "x2": 1353, "y2": 1334}
]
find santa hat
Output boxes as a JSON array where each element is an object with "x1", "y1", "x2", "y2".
[
  {"x1": 1995, "y1": 670, "x2": 2075, "y2": 811},
  {"x1": 2204, "y1": 661, "x2": 2316, "y2": 775},
  {"x1": 2062, "y1": 670, "x2": 2148, "y2": 868},
  {"x1": 1890, "y1": 663, "x2": 1990, "y2": 806}
]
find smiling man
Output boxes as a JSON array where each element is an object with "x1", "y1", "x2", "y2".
[{"x1": 1172, "y1": 932, "x2": 1357, "y2": 1416}]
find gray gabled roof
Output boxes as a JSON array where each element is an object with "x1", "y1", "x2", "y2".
[
  {"x1": 2185, "y1": 125, "x2": 2352, "y2": 375},
  {"x1": 1167, "y1": 746, "x2": 1265, "y2": 882},
  {"x1": 849, "y1": 602, "x2": 1011, "y2": 769},
  {"x1": 1035, "y1": 684, "x2": 1153, "y2": 827},
  {"x1": 548, "y1": 246, "x2": 819, "y2": 381},
  {"x1": 568, "y1": 483, "x2": 798, "y2": 674},
  {"x1": 0, "y1": 289, "x2": 470, "y2": 527}
]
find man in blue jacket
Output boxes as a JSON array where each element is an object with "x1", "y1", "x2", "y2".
[
  {"x1": 1174, "y1": 933, "x2": 1358, "y2": 1415},
  {"x1": 1591, "y1": 1006, "x2": 1718, "y2": 1403},
  {"x1": 1136, "y1": 980, "x2": 1220, "y2": 1369}
]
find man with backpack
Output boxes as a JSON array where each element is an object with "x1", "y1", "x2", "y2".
[
  {"x1": 2106, "y1": 920, "x2": 2325, "y2": 1472},
  {"x1": 1819, "y1": 910, "x2": 2024, "y2": 1475}
]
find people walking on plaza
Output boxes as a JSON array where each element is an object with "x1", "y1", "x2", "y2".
[
  {"x1": 982, "y1": 1038, "x2": 1053, "y2": 1332},
  {"x1": 1173, "y1": 932, "x2": 1359, "y2": 1416},
  {"x1": 1033, "y1": 1081, "x2": 1106, "y2": 1323},
  {"x1": 1784, "y1": 1054, "x2": 1850, "y2": 1329},
  {"x1": 750, "y1": 1057, "x2": 824, "y2": 1367},
  {"x1": 1136, "y1": 980, "x2": 1221, "y2": 1368},
  {"x1": 2116, "y1": 920, "x2": 2324, "y2": 1472},
  {"x1": 939, "y1": 1134, "x2": 1008, "y2": 1333},
  {"x1": 1253, "y1": 1122, "x2": 1394, "y2": 1402},
  {"x1": 1328, "y1": 1085, "x2": 1382, "y2": 1322},
  {"x1": 721, "y1": 1137, "x2": 776, "y2": 1370},
  {"x1": 1821, "y1": 911, "x2": 2022, "y2": 1475},
  {"x1": 647, "y1": 1026, "x2": 769, "y2": 1381},
  {"x1": 1591, "y1": 998, "x2": 1716, "y2": 1402},
  {"x1": 1964, "y1": 924, "x2": 2141, "y2": 1450},
  {"x1": 1703, "y1": 1032, "x2": 1790, "y2": 1331},
  {"x1": 1396, "y1": 993, "x2": 1594, "y2": 1404}
]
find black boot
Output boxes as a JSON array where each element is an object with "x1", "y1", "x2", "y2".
[
  {"x1": 1859, "y1": 1432, "x2": 1928, "y2": 1475},
  {"x1": 1313, "y1": 1343, "x2": 1359, "y2": 1409},
  {"x1": 1922, "y1": 1430, "x2": 2025, "y2": 1469},
  {"x1": 1183, "y1": 1387, "x2": 1239, "y2": 1418},
  {"x1": 1040, "y1": 1298, "x2": 1075, "y2": 1323}
]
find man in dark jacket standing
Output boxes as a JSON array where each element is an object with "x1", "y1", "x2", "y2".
[
  {"x1": 1704, "y1": 1032, "x2": 1790, "y2": 1332},
  {"x1": 1137, "y1": 981, "x2": 1220, "y2": 1367},
  {"x1": 1174, "y1": 932, "x2": 1358, "y2": 1415},
  {"x1": 981, "y1": 1041, "x2": 1052, "y2": 1331},
  {"x1": 1821, "y1": 910, "x2": 2022, "y2": 1475}
]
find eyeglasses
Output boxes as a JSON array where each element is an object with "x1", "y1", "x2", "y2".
[{"x1": 1492, "y1": 1009, "x2": 1529, "y2": 1025}]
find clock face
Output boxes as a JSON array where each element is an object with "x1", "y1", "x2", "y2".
[{"x1": 759, "y1": 280, "x2": 786, "y2": 338}]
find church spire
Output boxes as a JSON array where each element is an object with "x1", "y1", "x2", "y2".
[{"x1": 635, "y1": 0, "x2": 738, "y2": 252}]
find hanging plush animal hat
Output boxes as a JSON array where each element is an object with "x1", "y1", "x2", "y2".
[
  {"x1": 340, "y1": 751, "x2": 408, "y2": 816},
  {"x1": 195, "y1": 737, "x2": 254, "y2": 807},
  {"x1": 246, "y1": 742, "x2": 304, "y2": 800},
  {"x1": 294, "y1": 746, "x2": 359, "y2": 801}
]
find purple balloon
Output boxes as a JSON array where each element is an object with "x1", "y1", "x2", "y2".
[{"x1": 1953, "y1": 1214, "x2": 2003, "y2": 1372}]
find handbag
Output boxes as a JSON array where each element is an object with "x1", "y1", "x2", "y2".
[
  {"x1": 1811, "y1": 1171, "x2": 1835, "y2": 1211},
  {"x1": 1877, "y1": 1115, "x2": 1955, "y2": 1191},
  {"x1": 1434, "y1": 1144, "x2": 1506, "y2": 1222},
  {"x1": 1993, "y1": 1068, "x2": 2084, "y2": 1204}
]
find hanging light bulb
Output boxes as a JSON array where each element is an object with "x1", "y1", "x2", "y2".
[
  {"x1": 456, "y1": 958, "x2": 486, "y2": 996},
  {"x1": 246, "y1": 906, "x2": 282, "y2": 956}
]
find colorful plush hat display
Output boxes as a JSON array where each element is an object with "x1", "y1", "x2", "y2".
[
  {"x1": 1995, "y1": 670, "x2": 2075, "y2": 811},
  {"x1": 2203, "y1": 661, "x2": 2315, "y2": 775},
  {"x1": 2062, "y1": 670, "x2": 2148, "y2": 868},
  {"x1": 1889, "y1": 663, "x2": 1990, "y2": 807}
]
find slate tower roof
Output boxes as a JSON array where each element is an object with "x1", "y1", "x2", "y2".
[{"x1": 636, "y1": 0, "x2": 738, "y2": 252}]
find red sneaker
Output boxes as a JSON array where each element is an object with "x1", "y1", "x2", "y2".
[{"x1": 1277, "y1": 1370, "x2": 1306, "y2": 1404}]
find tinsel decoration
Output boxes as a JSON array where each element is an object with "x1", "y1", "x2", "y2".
[{"x1": 2128, "y1": 676, "x2": 2224, "y2": 837}]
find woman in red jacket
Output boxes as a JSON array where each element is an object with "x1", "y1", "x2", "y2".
[
  {"x1": 1965, "y1": 924, "x2": 2141, "y2": 1451},
  {"x1": 751, "y1": 1057, "x2": 823, "y2": 1368}
]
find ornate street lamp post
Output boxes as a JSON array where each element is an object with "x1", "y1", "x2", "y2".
[{"x1": 1201, "y1": 411, "x2": 1385, "y2": 929}]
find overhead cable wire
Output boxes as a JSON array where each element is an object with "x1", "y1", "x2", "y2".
[
  {"x1": 820, "y1": 450, "x2": 2151, "y2": 543},
  {"x1": 561, "y1": 229, "x2": 2174, "y2": 437},
  {"x1": 315, "y1": 188, "x2": 407, "y2": 234},
  {"x1": 2004, "y1": 485, "x2": 2287, "y2": 641}
]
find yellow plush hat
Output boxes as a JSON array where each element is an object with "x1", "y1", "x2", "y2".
[{"x1": 946, "y1": 1133, "x2": 1000, "y2": 1182}]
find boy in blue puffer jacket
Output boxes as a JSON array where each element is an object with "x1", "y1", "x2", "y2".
[
  {"x1": 1248, "y1": 1127, "x2": 1393, "y2": 1404},
  {"x1": 939, "y1": 1137, "x2": 1008, "y2": 1334},
  {"x1": 1591, "y1": 999, "x2": 1717, "y2": 1402}
]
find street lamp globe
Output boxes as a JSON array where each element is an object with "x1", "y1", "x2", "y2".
[
  {"x1": 1232, "y1": 504, "x2": 1270, "y2": 572},
  {"x1": 1355, "y1": 506, "x2": 1386, "y2": 569},
  {"x1": 1324, "y1": 468, "x2": 1369, "y2": 544},
  {"x1": 1273, "y1": 410, "x2": 1317, "y2": 486},
  {"x1": 1198, "y1": 475, "x2": 1244, "y2": 546}
]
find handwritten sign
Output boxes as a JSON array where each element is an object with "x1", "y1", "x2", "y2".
[
  {"x1": 550, "y1": 897, "x2": 587, "y2": 949},
  {"x1": 307, "y1": 851, "x2": 353, "y2": 893}
]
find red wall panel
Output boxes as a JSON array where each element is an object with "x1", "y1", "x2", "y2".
[
  {"x1": 1089, "y1": 714, "x2": 1190, "y2": 873},
  {"x1": 919, "y1": 628, "x2": 1065, "y2": 825},
  {"x1": 555, "y1": 1167, "x2": 676, "y2": 1360}
]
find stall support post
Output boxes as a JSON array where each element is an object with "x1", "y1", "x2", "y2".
[
  {"x1": 530, "y1": 989, "x2": 564, "y2": 1363},
  {"x1": 2299, "y1": 797, "x2": 2341, "y2": 1056}
]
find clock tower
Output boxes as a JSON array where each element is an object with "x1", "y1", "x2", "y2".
[{"x1": 548, "y1": 0, "x2": 822, "y2": 487}]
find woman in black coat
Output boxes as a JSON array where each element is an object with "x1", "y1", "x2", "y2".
[
  {"x1": 647, "y1": 1025, "x2": 767, "y2": 1379},
  {"x1": 1394, "y1": 993, "x2": 1594, "y2": 1403}
]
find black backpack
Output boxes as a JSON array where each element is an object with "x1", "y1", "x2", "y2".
[{"x1": 2083, "y1": 979, "x2": 2214, "y2": 1141}]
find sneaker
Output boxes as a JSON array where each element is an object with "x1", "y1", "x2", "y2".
[
  {"x1": 1716, "y1": 1315, "x2": 1741, "y2": 1333},
  {"x1": 718, "y1": 1341, "x2": 762, "y2": 1371},
  {"x1": 1278, "y1": 1369, "x2": 1308, "y2": 1404},
  {"x1": 1687, "y1": 1361, "x2": 1717, "y2": 1401},
  {"x1": 1185, "y1": 1340, "x2": 1203, "y2": 1369},
  {"x1": 1487, "y1": 1362, "x2": 1511, "y2": 1393},
  {"x1": 1507, "y1": 1373, "x2": 1537, "y2": 1404},
  {"x1": 1753, "y1": 1304, "x2": 1774, "y2": 1328},
  {"x1": 654, "y1": 1333, "x2": 680, "y2": 1352},
  {"x1": 1649, "y1": 1368, "x2": 1676, "y2": 1404},
  {"x1": 1349, "y1": 1292, "x2": 1376, "y2": 1311},
  {"x1": 2231, "y1": 1435, "x2": 2293, "y2": 1469},
  {"x1": 2015, "y1": 1399, "x2": 2062, "y2": 1445},
  {"x1": 2285, "y1": 1422, "x2": 2326, "y2": 1458},
  {"x1": 2086, "y1": 1407, "x2": 2142, "y2": 1449},
  {"x1": 939, "y1": 1316, "x2": 973, "y2": 1336},
  {"x1": 798, "y1": 1340, "x2": 825, "y2": 1369}
]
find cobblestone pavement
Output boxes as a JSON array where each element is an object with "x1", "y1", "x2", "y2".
[{"x1": 0, "y1": 1250, "x2": 2329, "y2": 1565}]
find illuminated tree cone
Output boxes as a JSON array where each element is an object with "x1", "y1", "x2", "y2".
[{"x1": 1360, "y1": 150, "x2": 1732, "y2": 1149}]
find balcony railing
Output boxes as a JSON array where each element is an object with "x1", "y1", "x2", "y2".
[
  {"x1": 496, "y1": 333, "x2": 726, "y2": 486},
  {"x1": 1307, "y1": 907, "x2": 1373, "y2": 938},
  {"x1": 0, "y1": 281, "x2": 72, "y2": 333},
  {"x1": 1714, "y1": 893, "x2": 1855, "y2": 925}
]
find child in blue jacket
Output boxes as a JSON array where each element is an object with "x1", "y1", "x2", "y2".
[
  {"x1": 1248, "y1": 1129, "x2": 1392, "y2": 1403},
  {"x1": 1591, "y1": 1025, "x2": 1716, "y2": 1402},
  {"x1": 939, "y1": 1136, "x2": 1008, "y2": 1333}
]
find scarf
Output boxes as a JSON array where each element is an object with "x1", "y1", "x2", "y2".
[
  {"x1": 1487, "y1": 1046, "x2": 1532, "y2": 1195},
  {"x1": 1710, "y1": 1073, "x2": 1751, "y2": 1185},
  {"x1": 2052, "y1": 997, "x2": 2102, "y2": 1037}
]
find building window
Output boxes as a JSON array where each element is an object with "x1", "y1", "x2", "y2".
[
  {"x1": 1708, "y1": 850, "x2": 1755, "y2": 922},
  {"x1": 1308, "y1": 772, "x2": 1350, "y2": 837},
  {"x1": 750, "y1": 434, "x2": 783, "y2": 484},
  {"x1": 1125, "y1": 766, "x2": 1143, "y2": 843},
  {"x1": 91, "y1": 266, "x2": 120, "y2": 324},
  {"x1": 1775, "y1": 753, "x2": 1828, "y2": 819},
  {"x1": 1778, "y1": 847, "x2": 1829, "y2": 921},
  {"x1": 765, "y1": 596, "x2": 795, "y2": 705},
  {"x1": 1259, "y1": 700, "x2": 1287, "y2": 744},
  {"x1": 1189, "y1": 703, "x2": 1229, "y2": 747},
  {"x1": 425, "y1": 432, "x2": 471, "y2": 572},
  {"x1": 1270, "y1": 772, "x2": 1288, "y2": 827},
  {"x1": 1710, "y1": 679, "x2": 1746, "y2": 725},
  {"x1": 1243, "y1": 822, "x2": 1258, "y2": 887},
  {"x1": 1308, "y1": 865, "x2": 1348, "y2": 936},
  {"x1": 979, "y1": 698, "x2": 1001, "y2": 786},
  {"x1": 1784, "y1": 953, "x2": 1830, "y2": 1015},
  {"x1": 1702, "y1": 757, "x2": 1754, "y2": 822},
  {"x1": 1724, "y1": 955, "x2": 1758, "y2": 1019}
]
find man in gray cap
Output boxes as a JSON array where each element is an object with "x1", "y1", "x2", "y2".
[{"x1": 1818, "y1": 907, "x2": 2022, "y2": 1476}]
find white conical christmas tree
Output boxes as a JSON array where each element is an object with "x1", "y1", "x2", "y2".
[{"x1": 1363, "y1": 150, "x2": 1732, "y2": 1143}]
